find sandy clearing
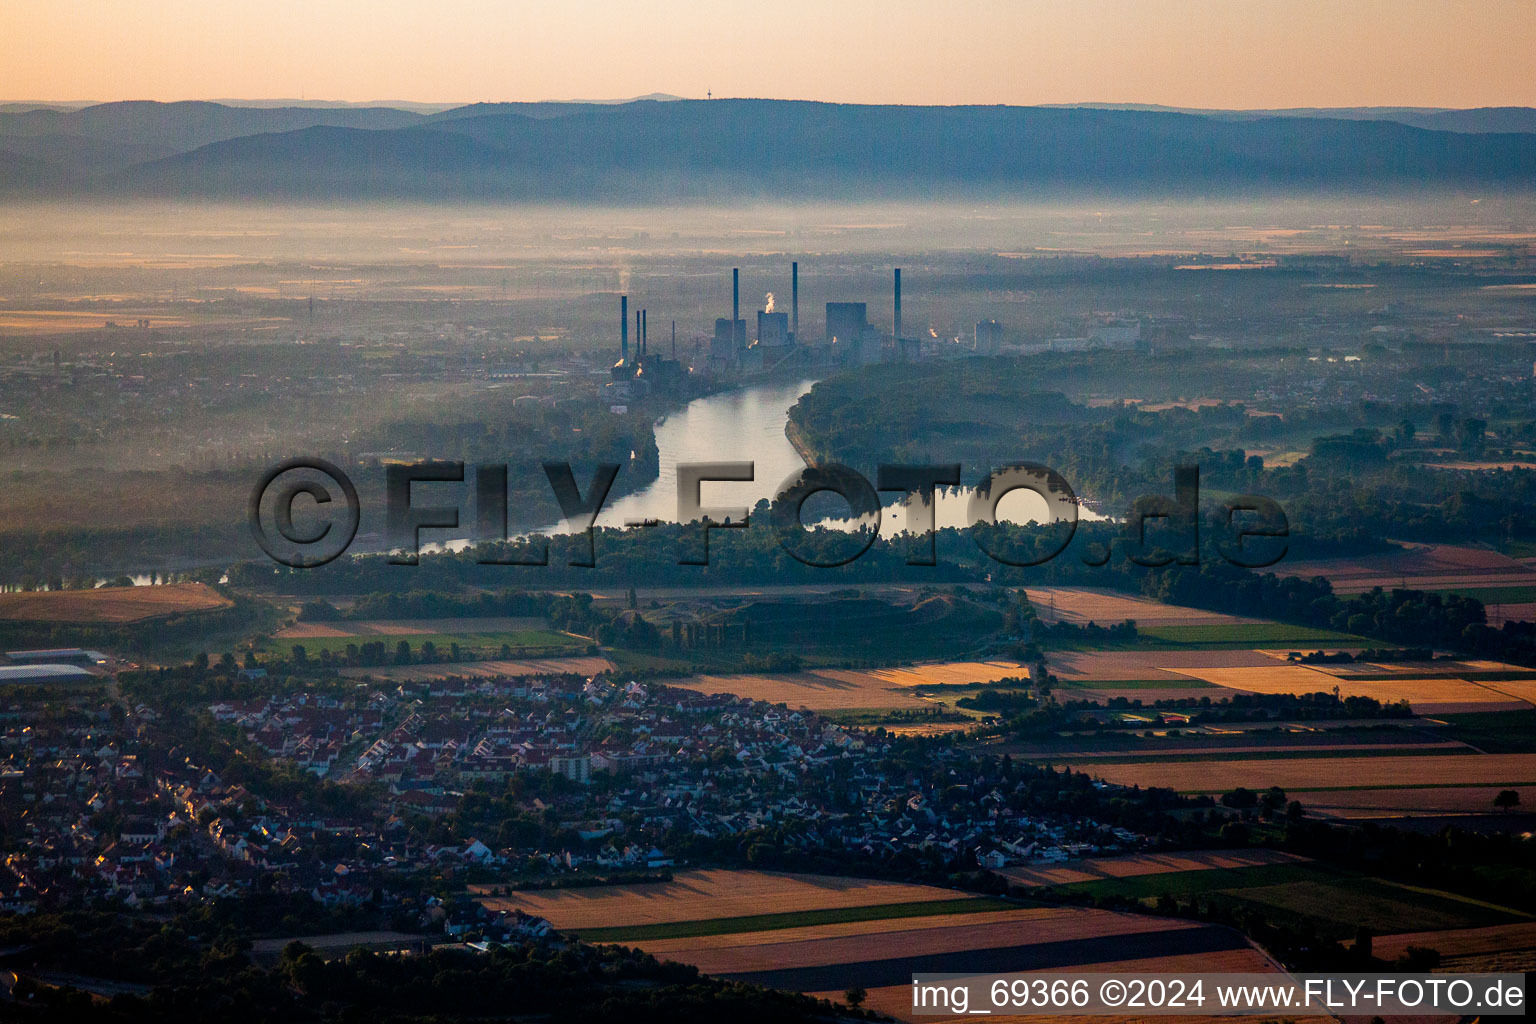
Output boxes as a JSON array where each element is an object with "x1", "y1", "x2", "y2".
[
  {"x1": 477, "y1": 869, "x2": 961, "y2": 929},
  {"x1": 339, "y1": 655, "x2": 612, "y2": 681},
  {"x1": 0, "y1": 582, "x2": 230, "y2": 624},
  {"x1": 999, "y1": 849, "x2": 1309, "y2": 888},
  {"x1": 1086, "y1": 754, "x2": 1536, "y2": 793}
]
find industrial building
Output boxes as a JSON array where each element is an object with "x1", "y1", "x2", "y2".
[
  {"x1": 691, "y1": 262, "x2": 938, "y2": 376},
  {"x1": 975, "y1": 319, "x2": 1003, "y2": 354},
  {"x1": 609, "y1": 294, "x2": 688, "y2": 401},
  {"x1": 825, "y1": 301, "x2": 869, "y2": 346},
  {"x1": 0, "y1": 664, "x2": 98, "y2": 685},
  {"x1": 4, "y1": 647, "x2": 107, "y2": 665}
]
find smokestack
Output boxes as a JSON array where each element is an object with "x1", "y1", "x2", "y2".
[
  {"x1": 642, "y1": 309, "x2": 647, "y2": 356},
  {"x1": 620, "y1": 295, "x2": 628, "y2": 365},
  {"x1": 732, "y1": 268, "x2": 739, "y2": 326},
  {"x1": 894, "y1": 267, "x2": 902, "y2": 341},
  {"x1": 791, "y1": 261, "x2": 799, "y2": 340},
  {"x1": 671, "y1": 320, "x2": 677, "y2": 357},
  {"x1": 636, "y1": 309, "x2": 641, "y2": 358}
]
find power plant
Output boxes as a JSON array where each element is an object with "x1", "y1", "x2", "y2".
[{"x1": 614, "y1": 262, "x2": 931, "y2": 402}]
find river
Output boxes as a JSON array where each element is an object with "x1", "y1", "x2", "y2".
[
  {"x1": 585, "y1": 378, "x2": 1107, "y2": 534},
  {"x1": 598, "y1": 379, "x2": 820, "y2": 527}
]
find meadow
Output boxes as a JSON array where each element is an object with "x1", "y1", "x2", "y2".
[{"x1": 265, "y1": 627, "x2": 585, "y2": 659}]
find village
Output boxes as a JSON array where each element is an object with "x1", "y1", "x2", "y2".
[{"x1": 0, "y1": 670, "x2": 1150, "y2": 924}]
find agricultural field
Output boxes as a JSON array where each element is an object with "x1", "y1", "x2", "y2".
[
  {"x1": 1164, "y1": 664, "x2": 1536, "y2": 714},
  {"x1": 1434, "y1": 708, "x2": 1536, "y2": 753},
  {"x1": 1023, "y1": 588, "x2": 1259, "y2": 628},
  {"x1": 1045, "y1": 743, "x2": 1472, "y2": 765},
  {"x1": 1229, "y1": 877, "x2": 1527, "y2": 936},
  {"x1": 1305, "y1": 657, "x2": 1535, "y2": 679},
  {"x1": 1276, "y1": 543, "x2": 1536, "y2": 596},
  {"x1": 633, "y1": 907, "x2": 1275, "y2": 1024},
  {"x1": 277, "y1": 616, "x2": 549, "y2": 638},
  {"x1": 1048, "y1": 649, "x2": 1279, "y2": 683},
  {"x1": 1372, "y1": 922, "x2": 1536, "y2": 965},
  {"x1": 664, "y1": 660, "x2": 1027, "y2": 712},
  {"x1": 705, "y1": 595, "x2": 1004, "y2": 660},
  {"x1": 476, "y1": 870, "x2": 975, "y2": 935},
  {"x1": 0, "y1": 309, "x2": 280, "y2": 334},
  {"x1": 0, "y1": 309, "x2": 192, "y2": 333},
  {"x1": 1023, "y1": 857, "x2": 1530, "y2": 940},
  {"x1": 1133, "y1": 623, "x2": 1367, "y2": 649},
  {"x1": 1485, "y1": 602, "x2": 1536, "y2": 626},
  {"x1": 476, "y1": 867, "x2": 1298, "y2": 1023},
  {"x1": 339, "y1": 655, "x2": 614, "y2": 680},
  {"x1": 999, "y1": 849, "x2": 1309, "y2": 888},
  {"x1": 1084, "y1": 752, "x2": 1536, "y2": 795},
  {"x1": 990, "y1": 721, "x2": 1468, "y2": 765},
  {"x1": 0, "y1": 582, "x2": 231, "y2": 623},
  {"x1": 266, "y1": 628, "x2": 585, "y2": 659},
  {"x1": 1297, "y1": 785, "x2": 1533, "y2": 819}
]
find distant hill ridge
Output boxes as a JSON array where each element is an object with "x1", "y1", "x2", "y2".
[{"x1": 3, "y1": 98, "x2": 1534, "y2": 200}]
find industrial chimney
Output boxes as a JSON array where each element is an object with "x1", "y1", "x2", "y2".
[
  {"x1": 894, "y1": 267, "x2": 902, "y2": 341},
  {"x1": 791, "y1": 261, "x2": 799, "y2": 340},
  {"x1": 642, "y1": 309, "x2": 647, "y2": 356},
  {"x1": 620, "y1": 295, "x2": 628, "y2": 365}
]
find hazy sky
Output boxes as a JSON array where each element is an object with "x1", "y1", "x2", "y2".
[{"x1": 6, "y1": 0, "x2": 1535, "y2": 109}]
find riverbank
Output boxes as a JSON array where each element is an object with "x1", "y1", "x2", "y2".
[{"x1": 784, "y1": 417, "x2": 820, "y2": 466}]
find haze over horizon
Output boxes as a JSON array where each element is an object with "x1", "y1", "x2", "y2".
[{"x1": 5, "y1": 0, "x2": 1535, "y2": 110}]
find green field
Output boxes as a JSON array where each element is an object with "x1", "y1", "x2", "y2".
[
  {"x1": 1136, "y1": 623, "x2": 1370, "y2": 649},
  {"x1": 1052, "y1": 861, "x2": 1327, "y2": 900},
  {"x1": 1053, "y1": 860, "x2": 1528, "y2": 940},
  {"x1": 570, "y1": 896, "x2": 1016, "y2": 943},
  {"x1": 267, "y1": 629, "x2": 586, "y2": 658},
  {"x1": 1057, "y1": 678, "x2": 1220, "y2": 690},
  {"x1": 1431, "y1": 585, "x2": 1536, "y2": 604},
  {"x1": 1434, "y1": 709, "x2": 1536, "y2": 754},
  {"x1": 603, "y1": 647, "x2": 847, "y2": 676},
  {"x1": 1224, "y1": 876, "x2": 1528, "y2": 936}
]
